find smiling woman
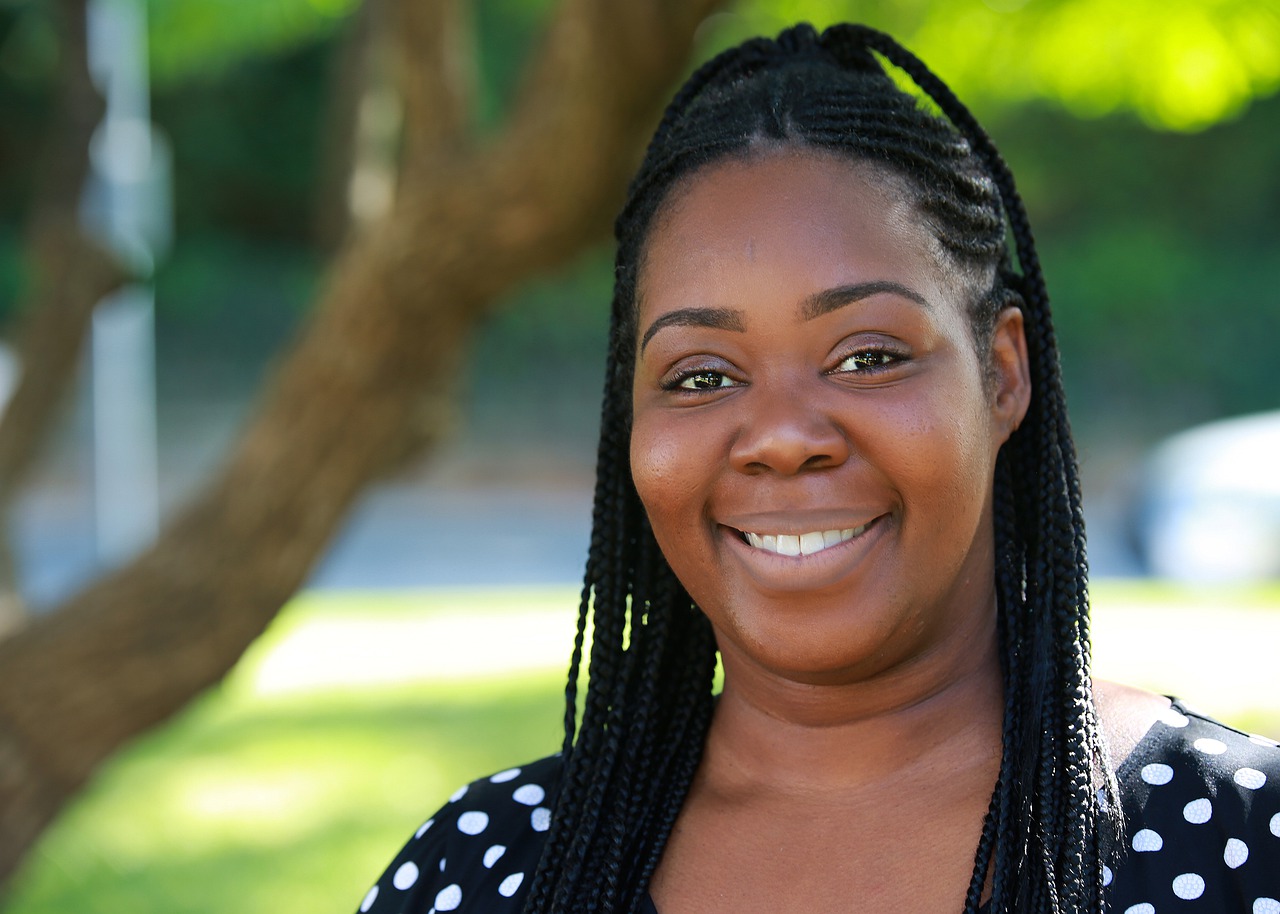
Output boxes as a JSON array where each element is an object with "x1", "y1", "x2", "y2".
[
  {"x1": 631, "y1": 152, "x2": 1027, "y2": 690},
  {"x1": 356, "y1": 22, "x2": 1280, "y2": 914}
]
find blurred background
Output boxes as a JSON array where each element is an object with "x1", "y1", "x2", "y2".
[{"x1": 0, "y1": 0, "x2": 1277, "y2": 912}]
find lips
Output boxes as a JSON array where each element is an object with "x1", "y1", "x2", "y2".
[{"x1": 741, "y1": 524, "x2": 869, "y2": 556}]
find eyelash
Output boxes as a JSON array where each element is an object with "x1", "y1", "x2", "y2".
[
  {"x1": 660, "y1": 345, "x2": 907, "y2": 393},
  {"x1": 831, "y1": 346, "x2": 906, "y2": 375},
  {"x1": 662, "y1": 369, "x2": 741, "y2": 392}
]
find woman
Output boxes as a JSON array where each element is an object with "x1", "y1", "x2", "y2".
[{"x1": 357, "y1": 23, "x2": 1280, "y2": 914}]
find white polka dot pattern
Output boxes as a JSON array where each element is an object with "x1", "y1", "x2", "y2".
[
  {"x1": 1105, "y1": 704, "x2": 1280, "y2": 914},
  {"x1": 1140, "y1": 763, "x2": 1173, "y2": 785},
  {"x1": 1235, "y1": 767, "x2": 1267, "y2": 790},
  {"x1": 1132, "y1": 828, "x2": 1163, "y2": 852},
  {"x1": 354, "y1": 709, "x2": 1280, "y2": 914},
  {"x1": 513, "y1": 784, "x2": 546, "y2": 806},
  {"x1": 1172, "y1": 873, "x2": 1205, "y2": 900},
  {"x1": 1193, "y1": 737, "x2": 1227, "y2": 755},
  {"x1": 434, "y1": 884, "x2": 462, "y2": 911},
  {"x1": 392, "y1": 862, "x2": 418, "y2": 890},
  {"x1": 1225, "y1": 838, "x2": 1249, "y2": 868},
  {"x1": 355, "y1": 758, "x2": 564, "y2": 914},
  {"x1": 498, "y1": 873, "x2": 524, "y2": 897},
  {"x1": 1182, "y1": 798, "x2": 1212, "y2": 824}
]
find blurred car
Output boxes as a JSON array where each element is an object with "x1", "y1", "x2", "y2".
[{"x1": 1129, "y1": 410, "x2": 1280, "y2": 582}]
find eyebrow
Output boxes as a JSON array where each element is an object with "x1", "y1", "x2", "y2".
[
  {"x1": 638, "y1": 281, "x2": 930, "y2": 354},
  {"x1": 639, "y1": 307, "x2": 745, "y2": 353},
  {"x1": 800, "y1": 280, "x2": 931, "y2": 320}
]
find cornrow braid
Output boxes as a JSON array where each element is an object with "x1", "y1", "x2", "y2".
[{"x1": 525, "y1": 22, "x2": 1108, "y2": 914}]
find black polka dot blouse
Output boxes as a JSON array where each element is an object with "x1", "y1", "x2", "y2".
[{"x1": 356, "y1": 700, "x2": 1280, "y2": 913}]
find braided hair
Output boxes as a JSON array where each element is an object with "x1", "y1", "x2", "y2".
[{"x1": 525, "y1": 23, "x2": 1114, "y2": 914}]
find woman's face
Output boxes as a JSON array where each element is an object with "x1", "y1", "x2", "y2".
[{"x1": 630, "y1": 149, "x2": 1030, "y2": 686}]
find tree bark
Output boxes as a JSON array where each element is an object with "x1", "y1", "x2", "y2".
[{"x1": 0, "y1": 0, "x2": 724, "y2": 888}]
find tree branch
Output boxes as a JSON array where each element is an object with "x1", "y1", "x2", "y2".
[
  {"x1": 0, "y1": 0, "x2": 725, "y2": 886},
  {"x1": 392, "y1": 0, "x2": 476, "y2": 178}
]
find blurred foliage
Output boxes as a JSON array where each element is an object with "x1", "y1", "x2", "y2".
[
  {"x1": 719, "y1": 0, "x2": 1280, "y2": 131},
  {"x1": 149, "y1": 41, "x2": 330, "y2": 238},
  {"x1": 995, "y1": 96, "x2": 1280, "y2": 427},
  {"x1": 145, "y1": 0, "x2": 358, "y2": 84},
  {"x1": 4, "y1": 0, "x2": 1271, "y2": 122},
  {"x1": 153, "y1": 234, "x2": 322, "y2": 401},
  {"x1": 464, "y1": 251, "x2": 612, "y2": 452},
  {"x1": 0, "y1": 0, "x2": 1278, "y2": 441}
]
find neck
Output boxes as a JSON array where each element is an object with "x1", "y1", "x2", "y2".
[{"x1": 704, "y1": 616, "x2": 1004, "y2": 795}]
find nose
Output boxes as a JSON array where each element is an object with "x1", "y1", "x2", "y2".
[{"x1": 728, "y1": 386, "x2": 851, "y2": 476}]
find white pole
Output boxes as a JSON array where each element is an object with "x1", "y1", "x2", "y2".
[{"x1": 83, "y1": 0, "x2": 169, "y2": 566}]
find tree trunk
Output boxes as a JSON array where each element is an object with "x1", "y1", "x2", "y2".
[{"x1": 0, "y1": 0, "x2": 724, "y2": 888}]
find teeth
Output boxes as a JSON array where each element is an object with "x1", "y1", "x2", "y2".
[{"x1": 742, "y1": 523, "x2": 868, "y2": 556}]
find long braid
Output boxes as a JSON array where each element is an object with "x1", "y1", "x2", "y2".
[
  {"x1": 846, "y1": 24, "x2": 1113, "y2": 912},
  {"x1": 526, "y1": 22, "x2": 1105, "y2": 914}
]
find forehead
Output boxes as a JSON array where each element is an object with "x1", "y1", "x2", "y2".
[{"x1": 637, "y1": 149, "x2": 950, "y2": 314}]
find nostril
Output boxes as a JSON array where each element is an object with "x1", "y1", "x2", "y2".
[{"x1": 728, "y1": 407, "x2": 851, "y2": 476}]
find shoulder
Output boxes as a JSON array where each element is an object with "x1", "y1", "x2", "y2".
[
  {"x1": 1119, "y1": 697, "x2": 1280, "y2": 803},
  {"x1": 1095, "y1": 680, "x2": 1179, "y2": 767},
  {"x1": 1108, "y1": 697, "x2": 1280, "y2": 911},
  {"x1": 355, "y1": 755, "x2": 564, "y2": 914}
]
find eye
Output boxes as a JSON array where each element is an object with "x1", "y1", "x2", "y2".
[
  {"x1": 833, "y1": 348, "x2": 903, "y2": 374},
  {"x1": 674, "y1": 370, "x2": 739, "y2": 391}
]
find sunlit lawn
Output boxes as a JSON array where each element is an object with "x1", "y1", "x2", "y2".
[{"x1": 4, "y1": 581, "x2": 1278, "y2": 914}]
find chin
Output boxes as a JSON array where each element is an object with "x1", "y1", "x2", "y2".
[{"x1": 715, "y1": 605, "x2": 923, "y2": 686}]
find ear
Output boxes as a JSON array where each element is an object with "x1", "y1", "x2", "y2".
[{"x1": 989, "y1": 306, "x2": 1031, "y2": 446}]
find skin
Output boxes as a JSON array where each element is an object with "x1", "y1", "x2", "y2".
[{"x1": 629, "y1": 148, "x2": 1168, "y2": 913}]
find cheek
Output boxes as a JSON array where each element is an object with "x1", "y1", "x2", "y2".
[
  {"x1": 629, "y1": 414, "x2": 701, "y2": 528},
  {"x1": 878, "y1": 383, "x2": 996, "y2": 517}
]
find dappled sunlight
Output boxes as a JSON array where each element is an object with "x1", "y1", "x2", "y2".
[
  {"x1": 1091, "y1": 581, "x2": 1280, "y2": 737},
  {"x1": 226, "y1": 587, "x2": 581, "y2": 698},
  {"x1": 176, "y1": 764, "x2": 347, "y2": 837},
  {"x1": 7, "y1": 602, "x2": 567, "y2": 913},
  {"x1": 722, "y1": 1, "x2": 1280, "y2": 130},
  {"x1": 244, "y1": 609, "x2": 574, "y2": 696},
  {"x1": 5, "y1": 584, "x2": 1276, "y2": 914}
]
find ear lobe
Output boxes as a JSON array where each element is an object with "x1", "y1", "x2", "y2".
[{"x1": 989, "y1": 306, "x2": 1031, "y2": 443}]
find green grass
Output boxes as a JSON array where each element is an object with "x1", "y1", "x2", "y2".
[{"x1": 3, "y1": 581, "x2": 1278, "y2": 914}]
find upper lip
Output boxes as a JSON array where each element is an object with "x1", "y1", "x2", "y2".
[{"x1": 718, "y1": 510, "x2": 883, "y2": 536}]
